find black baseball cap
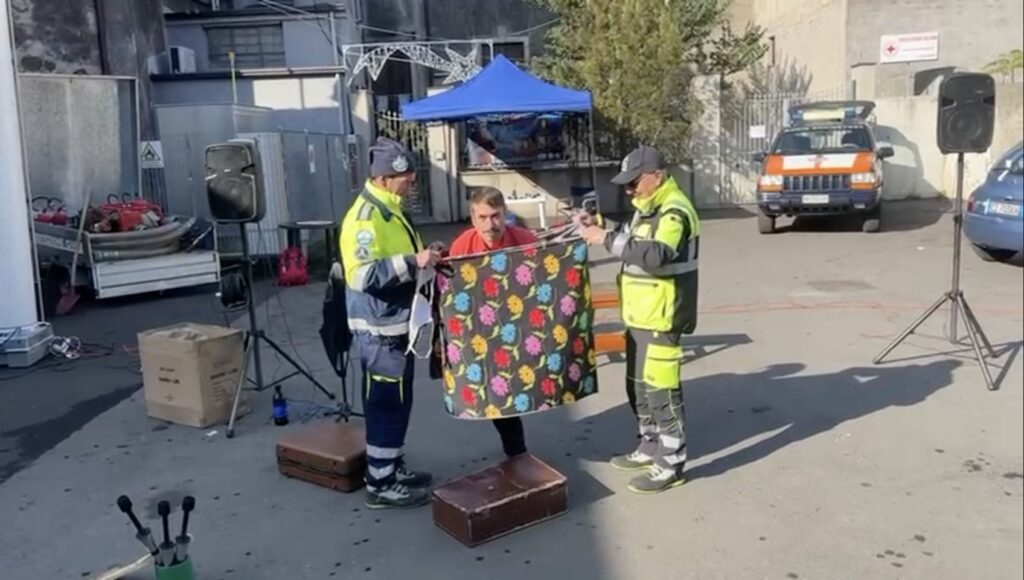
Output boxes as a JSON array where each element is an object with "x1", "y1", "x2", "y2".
[{"x1": 611, "y1": 145, "x2": 665, "y2": 185}]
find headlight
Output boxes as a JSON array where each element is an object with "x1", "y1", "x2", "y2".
[
  {"x1": 758, "y1": 175, "x2": 783, "y2": 188},
  {"x1": 850, "y1": 172, "x2": 877, "y2": 185}
]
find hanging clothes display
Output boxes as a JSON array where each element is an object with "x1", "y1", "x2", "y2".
[{"x1": 437, "y1": 238, "x2": 599, "y2": 419}]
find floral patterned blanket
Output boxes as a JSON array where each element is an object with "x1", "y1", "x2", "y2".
[{"x1": 437, "y1": 239, "x2": 599, "y2": 419}]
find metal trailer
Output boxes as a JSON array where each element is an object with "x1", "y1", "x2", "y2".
[{"x1": 33, "y1": 218, "x2": 221, "y2": 299}]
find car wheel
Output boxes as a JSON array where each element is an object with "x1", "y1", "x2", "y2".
[
  {"x1": 861, "y1": 205, "x2": 881, "y2": 233},
  {"x1": 972, "y1": 243, "x2": 1017, "y2": 263},
  {"x1": 758, "y1": 213, "x2": 776, "y2": 234}
]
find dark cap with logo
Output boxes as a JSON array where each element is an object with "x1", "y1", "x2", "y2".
[
  {"x1": 611, "y1": 145, "x2": 665, "y2": 185},
  {"x1": 369, "y1": 137, "x2": 414, "y2": 177}
]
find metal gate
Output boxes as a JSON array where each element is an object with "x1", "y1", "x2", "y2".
[
  {"x1": 375, "y1": 110, "x2": 432, "y2": 222},
  {"x1": 721, "y1": 87, "x2": 849, "y2": 204}
]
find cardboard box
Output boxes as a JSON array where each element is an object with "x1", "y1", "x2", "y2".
[{"x1": 138, "y1": 323, "x2": 247, "y2": 428}]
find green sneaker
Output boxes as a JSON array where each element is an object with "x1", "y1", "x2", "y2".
[
  {"x1": 609, "y1": 451, "x2": 654, "y2": 471},
  {"x1": 365, "y1": 482, "x2": 431, "y2": 509},
  {"x1": 627, "y1": 465, "x2": 686, "y2": 494}
]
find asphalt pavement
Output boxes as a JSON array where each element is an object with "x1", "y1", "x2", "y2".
[{"x1": 0, "y1": 200, "x2": 1020, "y2": 580}]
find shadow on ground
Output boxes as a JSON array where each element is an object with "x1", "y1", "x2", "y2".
[
  {"x1": 775, "y1": 198, "x2": 954, "y2": 234},
  {"x1": 577, "y1": 359, "x2": 961, "y2": 480}
]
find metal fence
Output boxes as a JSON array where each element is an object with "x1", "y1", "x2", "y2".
[{"x1": 721, "y1": 86, "x2": 850, "y2": 204}]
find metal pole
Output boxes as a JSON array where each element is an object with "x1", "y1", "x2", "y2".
[
  {"x1": 0, "y1": 0, "x2": 40, "y2": 329},
  {"x1": 239, "y1": 224, "x2": 265, "y2": 391},
  {"x1": 948, "y1": 152, "x2": 965, "y2": 343},
  {"x1": 329, "y1": 11, "x2": 348, "y2": 136},
  {"x1": 229, "y1": 51, "x2": 238, "y2": 104},
  {"x1": 587, "y1": 110, "x2": 599, "y2": 206}
]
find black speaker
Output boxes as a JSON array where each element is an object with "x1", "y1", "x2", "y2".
[
  {"x1": 204, "y1": 139, "x2": 266, "y2": 223},
  {"x1": 937, "y1": 73, "x2": 995, "y2": 154}
]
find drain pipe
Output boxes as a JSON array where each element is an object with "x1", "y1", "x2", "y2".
[{"x1": 0, "y1": 0, "x2": 40, "y2": 330}]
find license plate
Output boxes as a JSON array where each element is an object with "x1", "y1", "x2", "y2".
[
  {"x1": 988, "y1": 201, "x2": 1021, "y2": 217},
  {"x1": 802, "y1": 194, "x2": 830, "y2": 204}
]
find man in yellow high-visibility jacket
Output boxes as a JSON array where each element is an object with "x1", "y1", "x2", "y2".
[
  {"x1": 340, "y1": 137, "x2": 440, "y2": 509},
  {"x1": 581, "y1": 145, "x2": 700, "y2": 494}
]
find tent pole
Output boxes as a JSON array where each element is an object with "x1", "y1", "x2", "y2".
[{"x1": 587, "y1": 111, "x2": 598, "y2": 191}]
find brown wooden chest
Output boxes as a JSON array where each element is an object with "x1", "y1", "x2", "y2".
[
  {"x1": 431, "y1": 454, "x2": 568, "y2": 547},
  {"x1": 275, "y1": 421, "x2": 366, "y2": 493}
]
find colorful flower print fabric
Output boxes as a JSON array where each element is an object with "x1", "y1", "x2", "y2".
[{"x1": 438, "y1": 239, "x2": 599, "y2": 419}]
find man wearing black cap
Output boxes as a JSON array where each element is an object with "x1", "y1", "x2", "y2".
[
  {"x1": 579, "y1": 145, "x2": 701, "y2": 494},
  {"x1": 340, "y1": 137, "x2": 440, "y2": 508}
]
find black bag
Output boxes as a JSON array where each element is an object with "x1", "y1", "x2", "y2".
[{"x1": 319, "y1": 262, "x2": 352, "y2": 376}]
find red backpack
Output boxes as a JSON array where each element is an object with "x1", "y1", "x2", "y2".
[{"x1": 277, "y1": 246, "x2": 309, "y2": 286}]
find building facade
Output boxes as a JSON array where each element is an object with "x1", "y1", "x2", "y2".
[{"x1": 732, "y1": 0, "x2": 1024, "y2": 98}]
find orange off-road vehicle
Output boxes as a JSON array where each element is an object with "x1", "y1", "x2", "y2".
[{"x1": 754, "y1": 101, "x2": 894, "y2": 234}]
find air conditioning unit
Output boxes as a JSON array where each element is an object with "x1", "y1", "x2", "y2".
[{"x1": 168, "y1": 46, "x2": 196, "y2": 74}]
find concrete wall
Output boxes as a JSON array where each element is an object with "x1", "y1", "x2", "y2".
[
  {"x1": 732, "y1": 0, "x2": 1022, "y2": 99},
  {"x1": 741, "y1": 0, "x2": 848, "y2": 94},
  {"x1": 18, "y1": 76, "x2": 137, "y2": 211},
  {"x1": 99, "y1": 0, "x2": 168, "y2": 202},
  {"x1": 10, "y1": 0, "x2": 102, "y2": 74},
  {"x1": 872, "y1": 96, "x2": 944, "y2": 199},
  {"x1": 992, "y1": 83, "x2": 1024, "y2": 158},
  {"x1": 847, "y1": 0, "x2": 1024, "y2": 98},
  {"x1": 872, "y1": 83, "x2": 1024, "y2": 199}
]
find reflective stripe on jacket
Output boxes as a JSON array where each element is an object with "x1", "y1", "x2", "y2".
[
  {"x1": 604, "y1": 176, "x2": 700, "y2": 334},
  {"x1": 339, "y1": 180, "x2": 424, "y2": 336}
]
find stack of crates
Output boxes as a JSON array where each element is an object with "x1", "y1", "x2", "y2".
[{"x1": 0, "y1": 322, "x2": 53, "y2": 368}]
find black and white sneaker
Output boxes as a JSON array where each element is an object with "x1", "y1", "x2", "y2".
[
  {"x1": 365, "y1": 482, "x2": 431, "y2": 509},
  {"x1": 395, "y1": 463, "x2": 433, "y2": 488}
]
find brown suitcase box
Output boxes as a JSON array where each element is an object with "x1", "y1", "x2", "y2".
[
  {"x1": 432, "y1": 454, "x2": 568, "y2": 547},
  {"x1": 276, "y1": 422, "x2": 367, "y2": 493}
]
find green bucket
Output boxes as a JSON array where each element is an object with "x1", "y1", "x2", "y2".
[{"x1": 154, "y1": 557, "x2": 195, "y2": 580}]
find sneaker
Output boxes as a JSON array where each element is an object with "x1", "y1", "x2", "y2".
[
  {"x1": 609, "y1": 451, "x2": 654, "y2": 472},
  {"x1": 395, "y1": 463, "x2": 433, "y2": 488},
  {"x1": 365, "y1": 482, "x2": 431, "y2": 509},
  {"x1": 627, "y1": 465, "x2": 686, "y2": 494}
]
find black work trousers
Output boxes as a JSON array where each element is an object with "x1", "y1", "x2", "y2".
[{"x1": 492, "y1": 417, "x2": 527, "y2": 457}]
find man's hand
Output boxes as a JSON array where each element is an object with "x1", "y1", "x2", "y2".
[
  {"x1": 571, "y1": 210, "x2": 595, "y2": 228},
  {"x1": 415, "y1": 249, "x2": 441, "y2": 269},
  {"x1": 581, "y1": 225, "x2": 607, "y2": 246}
]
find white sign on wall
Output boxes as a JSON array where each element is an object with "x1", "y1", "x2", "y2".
[
  {"x1": 140, "y1": 141, "x2": 164, "y2": 169},
  {"x1": 879, "y1": 32, "x2": 940, "y2": 64}
]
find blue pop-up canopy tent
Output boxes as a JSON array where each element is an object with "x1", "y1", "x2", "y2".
[
  {"x1": 400, "y1": 54, "x2": 598, "y2": 189},
  {"x1": 400, "y1": 55, "x2": 592, "y2": 120}
]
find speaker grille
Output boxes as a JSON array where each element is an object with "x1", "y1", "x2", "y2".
[
  {"x1": 937, "y1": 73, "x2": 995, "y2": 154},
  {"x1": 205, "y1": 141, "x2": 266, "y2": 223}
]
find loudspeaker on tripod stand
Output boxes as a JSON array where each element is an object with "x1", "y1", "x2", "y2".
[
  {"x1": 873, "y1": 72, "x2": 1000, "y2": 391},
  {"x1": 204, "y1": 139, "x2": 266, "y2": 223},
  {"x1": 203, "y1": 139, "x2": 349, "y2": 438}
]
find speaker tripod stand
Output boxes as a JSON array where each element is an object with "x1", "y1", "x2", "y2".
[
  {"x1": 873, "y1": 152, "x2": 998, "y2": 390},
  {"x1": 225, "y1": 224, "x2": 362, "y2": 439}
]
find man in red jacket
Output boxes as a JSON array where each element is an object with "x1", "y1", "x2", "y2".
[{"x1": 448, "y1": 187, "x2": 536, "y2": 457}]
